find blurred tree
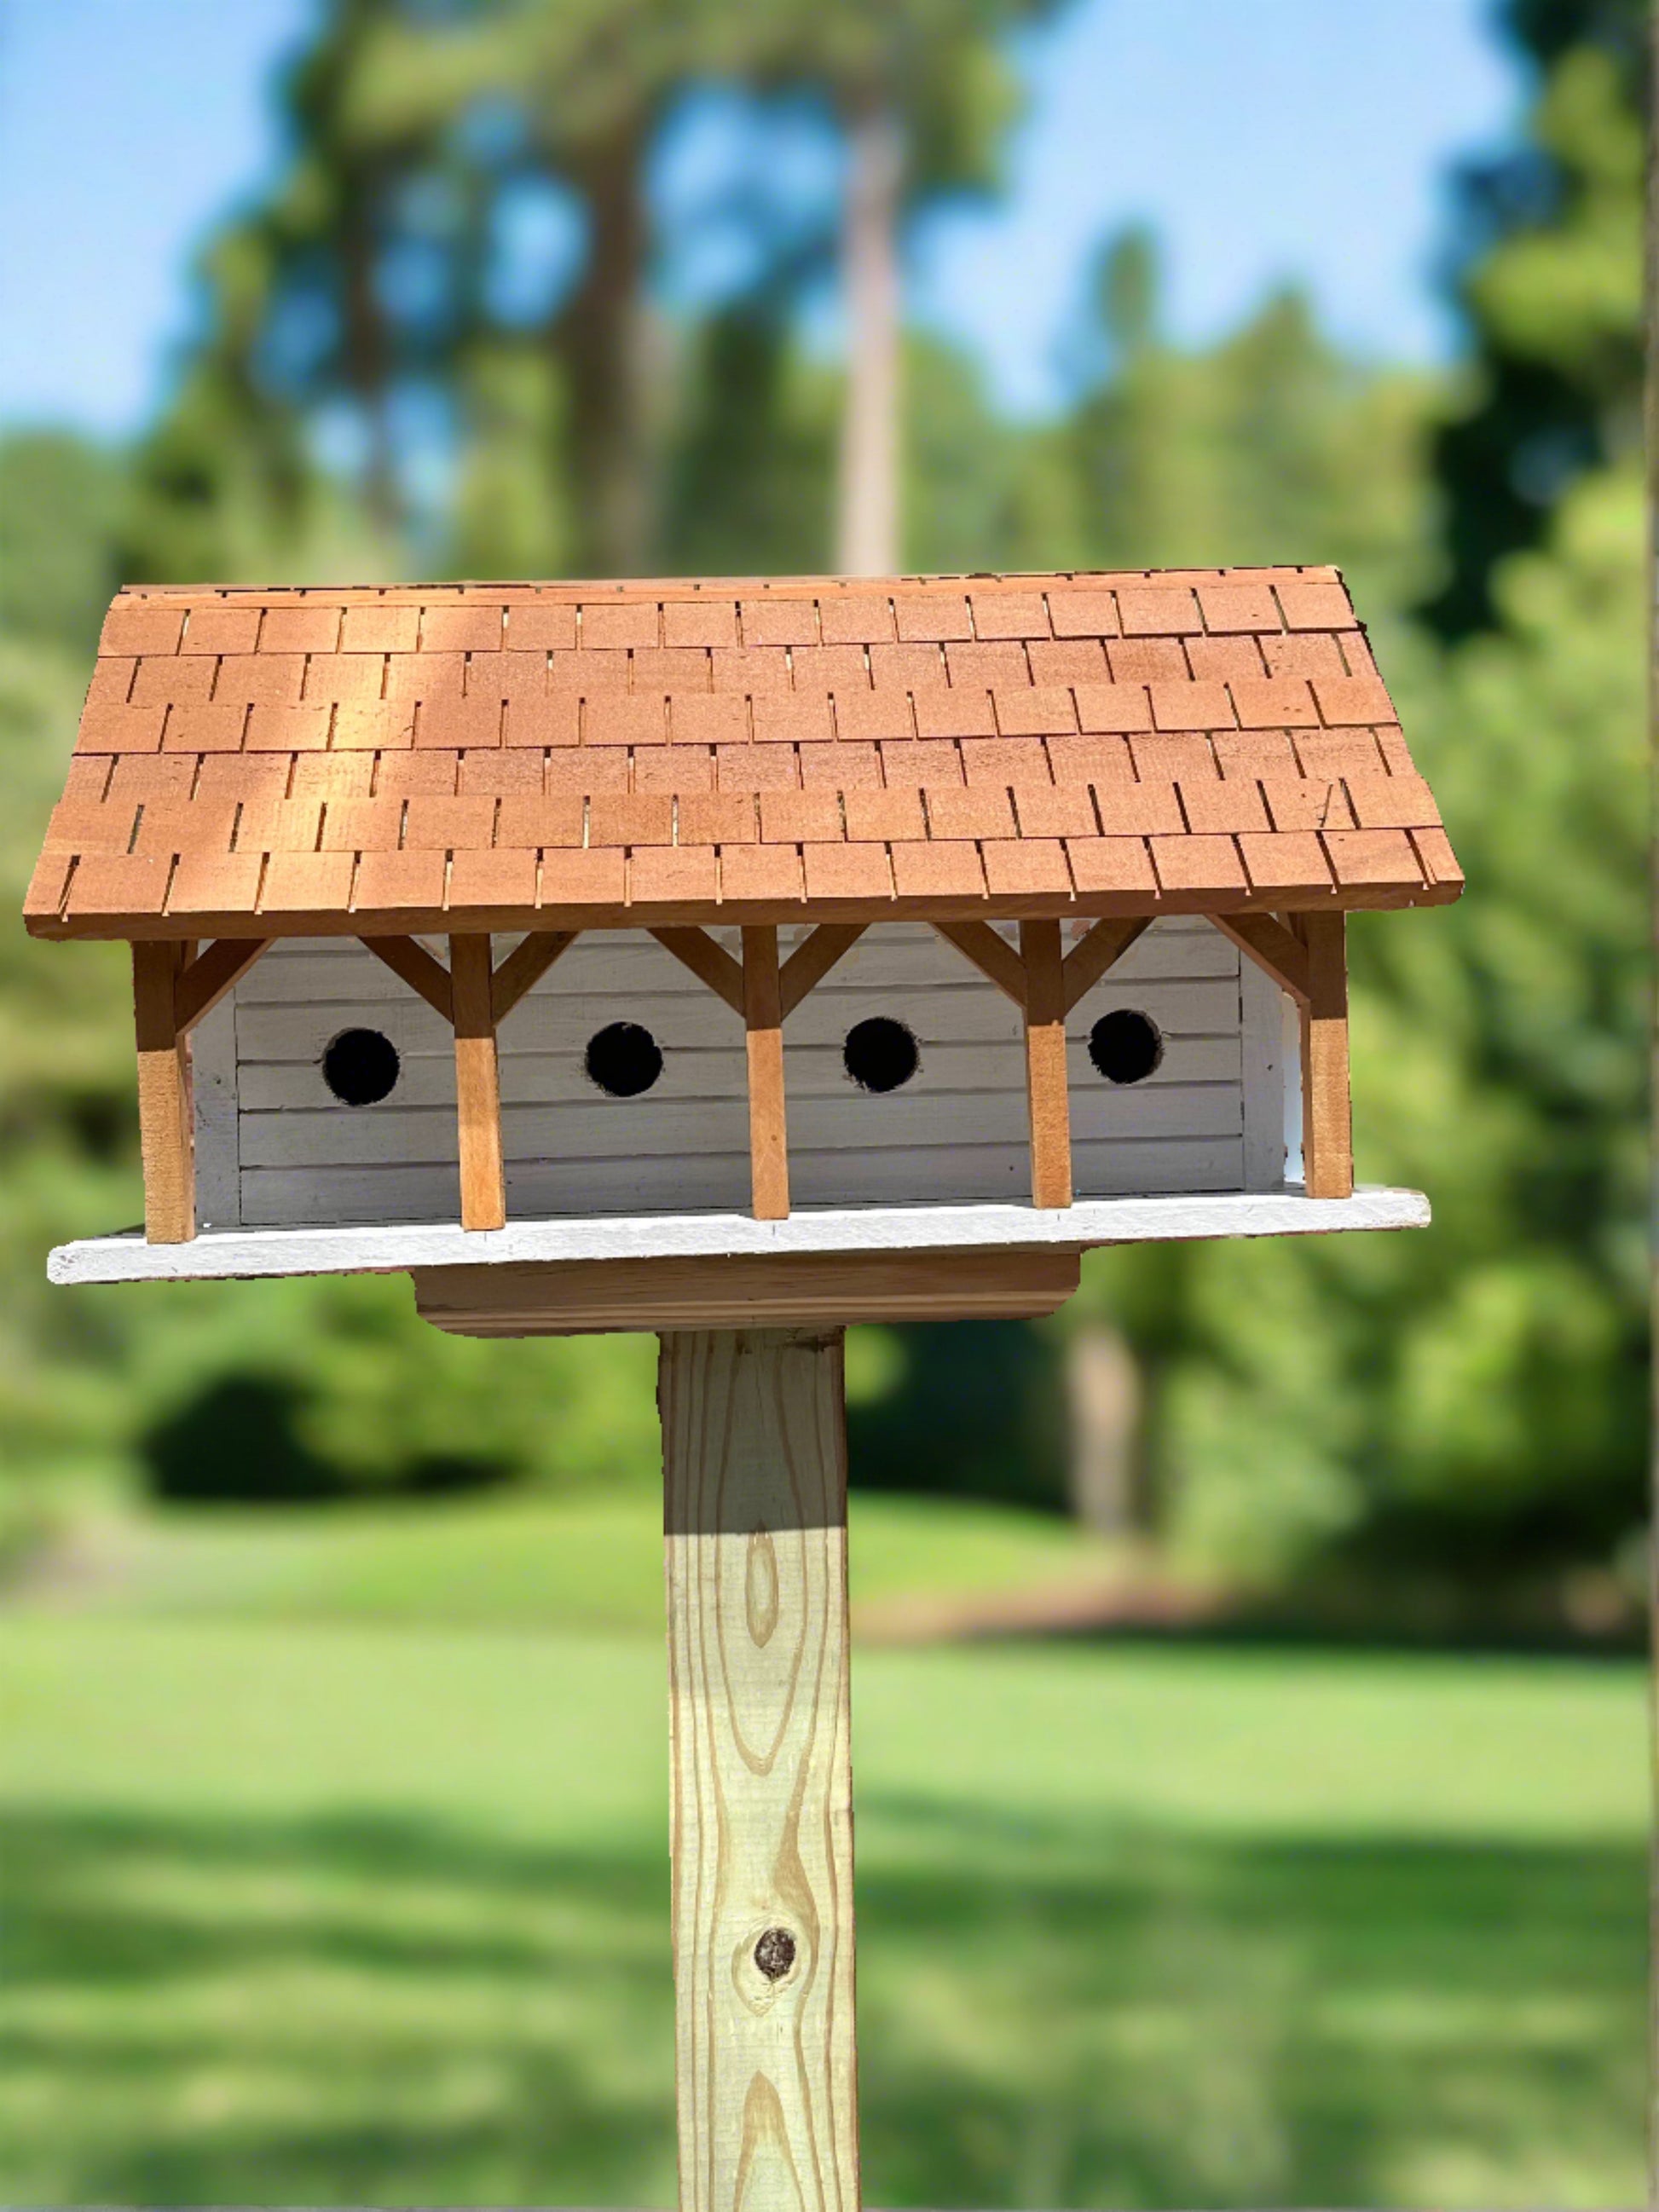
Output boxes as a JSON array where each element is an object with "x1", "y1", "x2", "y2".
[
  {"x1": 1423, "y1": 0, "x2": 1645, "y2": 633},
  {"x1": 124, "y1": 0, "x2": 1051, "y2": 581}
]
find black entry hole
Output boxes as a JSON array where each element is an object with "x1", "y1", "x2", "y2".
[
  {"x1": 322, "y1": 1027, "x2": 401, "y2": 1106},
  {"x1": 1089, "y1": 1008, "x2": 1163, "y2": 1085},
  {"x1": 586, "y1": 1021, "x2": 663, "y2": 1099},
  {"x1": 754, "y1": 1926, "x2": 796, "y2": 1981},
  {"x1": 843, "y1": 1016, "x2": 919, "y2": 1094}
]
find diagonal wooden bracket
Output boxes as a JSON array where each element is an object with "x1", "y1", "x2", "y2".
[
  {"x1": 1208, "y1": 912, "x2": 1311, "y2": 1006},
  {"x1": 361, "y1": 935, "x2": 454, "y2": 1023},
  {"x1": 1061, "y1": 916, "x2": 1151, "y2": 1014},
  {"x1": 492, "y1": 930, "x2": 577, "y2": 1022},
  {"x1": 932, "y1": 921, "x2": 1028, "y2": 1008},
  {"x1": 649, "y1": 926, "x2": 746, "y2": 1016},
  {"x1": 779, "y1": 924, "x2": 867, "y2": 1019},
  {"x1": 173, "y1": 938, "x2": 274, "y2": 1035}
]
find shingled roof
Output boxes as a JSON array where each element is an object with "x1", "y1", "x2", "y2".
[{"x1": 25, "y1": 568, "x2": 1460, "y2": 941}]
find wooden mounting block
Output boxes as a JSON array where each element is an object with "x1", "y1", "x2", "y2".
[{"x1": 410, "y1": 1245, "x2": 1081, "y2": 1337}]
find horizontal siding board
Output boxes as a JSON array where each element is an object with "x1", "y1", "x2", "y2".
[
  {"x1": 235, "y1": 1031, "x2": 1244, "y2": 1112},
  {"x1": 233, "y1": 919, "x2": 1267, "y2": 1224}
]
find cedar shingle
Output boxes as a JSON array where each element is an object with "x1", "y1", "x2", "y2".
[
  {"x1": 134, "y1": 656, "x2": 215, "y2": 707},
  {"x1": 969, "y1": 591, "x2": 1049, "y2": 639},
  {"x1": 894, "y1": 592, "x2": 972, "y2": 643},
  {"x1": 662, "y1": 598, "x2": 739, "y2": 649},
  {"x1": 77, "y1": 703, "x2": 165, "y2": 754},
  {"x1": 832, "y1": 690, "x2": 912, "y2": 742},
  {"x1": 341, "y1": 605, "x2": 419, "y2": 655},
  {"x1": 460, "y1": 753, "x2": 545, "y2": 797},
  {"x1": 1198, "y1": 582, "x2": 1280, "y2": 632},
  {"x1": 1278, "y1": 579, "x2": 1356, "y2": 630},
  {"x1": 760, "y1": 790, "x2": 842, "y2": 843},
  {"x1": 752, "y1": 696, "x2": 832, "y2": 746},
  {"x1": 711, "y1": 647, "x2": 790, "y2": 694},
  {"x1": 801, "y1": 843, "x2": 888, "y2": 901},
  {"x1": 678, "y1": 794, "x2": 755, "y2": 845},
  {"x1": 717, "y1": 744, "x2": 798, "y2": 792},
  {"x1": 1344, "y1": 773, "x2": 1441, "y2": 830},
  {"x1": 1047, "y1": 589, "x2": 1119, "y2": 638},
  {"x1": 870, "y1": 642, "x2": 945, "y2": 690},
  {"x1": 403, "y1": 796, "x2": 497, "y2": 850},
  {"x1": 67, "y1": 852, "x2": 171, "y2": 915},
  {"x1": 1074, "y1": 682, "x2": 1152, "y2": 734},
  {"x1": 259, "y1": 605, "x2": 342, "y2": 654},
  {"x1": 1314, "y1": 675, "x2": 1396, "y2": 726},
  {"x1": 1228, "y1": 676, "x2": 1318, "y2": 728},
  {"x1": 742, "y1": 597, "x2": 817, "y2": 647},
  {"x1": 672, "y1": 695, "x2": 749, "y2": 747},
  {"x1": 1011, "y1": 784, "x2": 1097, "y2": 838},
  {"x1": 1150, "y1": 835, "x2": 1246, "y2": 892},
  {"x1": 162, "y1": 704, "x2": 246, "y2": 753},
  {"x1": 1261, "y1": 776, "x2": 1341, "y2": 833},
  {"x1": 422, "y1": 604, "x2": 503, "y2": 654},
  {"x1": 983, "y1": 840, "x2": 1070, "y2": 896},
  {"x1": 448, "y1": 848, "x2": 537, "y2": 908},
  {"x1": 913, "y1": 687, "x2": 996, "y2": 738},
  {"x1": 170, "y1": 851, "x2": 265, "y2": 914},
  {"x1": 1151, "y1": 680, "x2": 1235, "y2": 731},
  {"x1": 1066, "y1": 838, "x2": 1157, "y2": 895},
  {"x1": 540, "y1": 849, "x2": 626, "y2": 904},
  {"x1": 1107, "y1": 638, "x2": 1188, "y2": 684},
  {"x1": 945, "y1": 641, "x2": 1029, "y2": 687},
  {"x1": 725, "y1": 845, "x2": 806, "y2": 900},
  {"x1": 355, "y1": 848, "x2": 447, "y2": 910},
  {"x1": 1238, "y1": 833, "x2": 1333, "y2": 892},
  {"x1": 321, "y1": 799, "x2": 403, "y2": 852},
  {"x1": 1177, "y1": 777, "x2": 1270, "y2": 834},
  {"x1": 1028, "y1": 638, "x2": 1108, "y2": 686},
  {"x1": 101, "y1": 602, "x2": 186, "y2": 657},
  {"x1": 993, "y1": 685, "x2": 1078, "y2": 736},
  {"x1": 816, "y1": 592, "x2": 893, "y2": 645},
  {"x1": 581, "y1": 601, "x2": 658, "y2": 650},
  {"x1": 1119, "y1": 586, "x2": 1201, "y2": 635},
  {"x1": 260, "y1": 851, "x2": 355, "y2": 912},
  {"x1": 180, "y1": 607, "x2": 261, "y2": 656},
  {"x1": 630, "y1": 846, "x2": 717, "y2": 904},
  {"x1": 1092, "y1": 781, "x2": 1183, "y2": 836},
  {"x1": 303, "y1": 654, "x2": 384, "y2": 707},
  {"x1": 505, "y1": 603, "x2": 577, "y2": 651},
  {"x1": 498, "y1": 798, "x2": 585, "y2": 849},
  {"x1": 925, "y1": 785, "x2": 1015, "y2": 840},
  {"x1": 591, "y1": 794, "x2": 673, "y2": 846},
  {"x1": 891, "y1": 840, "x2": 984, "y2": 898},
  {"x1": 1323, "y1": 829, "x2": 1424, "y2": 887}
]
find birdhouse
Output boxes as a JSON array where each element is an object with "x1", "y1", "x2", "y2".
[
  {"x1": 28, "y1": 566, "x2": 1459, "y2": 1326},
  {"x1": 27, "y1": 565, "x2": 1461, "y2": 2212}
]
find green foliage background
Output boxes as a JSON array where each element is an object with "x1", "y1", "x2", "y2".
[{"x1": 0, "y1": 0, "x2": 1645, "y2": 1607}]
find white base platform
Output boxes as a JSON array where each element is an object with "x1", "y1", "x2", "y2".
[{"x1": 49, "y1": 1186, "x2": 1430, "y2": 1287}]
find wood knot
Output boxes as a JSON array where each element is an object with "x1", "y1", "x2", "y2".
[{"x1": 753, "y1": 1926, "x2": 796, "y2": 1982}]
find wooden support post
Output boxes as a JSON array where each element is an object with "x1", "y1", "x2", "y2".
[
  {"x1": 1295, "y1": 912, "x2": 1353, "y2": 1198},
  {"x1": 742, "y1": 926, "x2": 789, "y2": 1221},
  {"x1": 132, "y1": 941, "x2": 194, "y2": 1244},
  {"x1": 661, "y1": 1328, "x2": 859, "y2": 2212},
  {"x1": 1020, "y1": 917, "x2": 1072, "y2": 1210},
  {"x1": 449, "y1": 933, "x2": 506, "y2": 1231}
]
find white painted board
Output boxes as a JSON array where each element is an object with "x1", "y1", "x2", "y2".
[{"x1": 206, "y1": 917, "x2": 1286, "y2": 1229}]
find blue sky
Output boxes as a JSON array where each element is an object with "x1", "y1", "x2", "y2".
[{"x1": 0, "y1": 0, "x2": 1518, "y2": 437}]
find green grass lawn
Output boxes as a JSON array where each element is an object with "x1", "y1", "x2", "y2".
[{"x1": 0, "y1": 1495, "x2": 1647, "y2": 2207}]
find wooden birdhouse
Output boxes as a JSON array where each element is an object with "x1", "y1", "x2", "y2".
[
  {"x1": 28, "y1": 565, "x2": 1460, "y2": 2212},
  {"x1": 29, "y1": 567, "x2": 1459, "y2": 1328}
]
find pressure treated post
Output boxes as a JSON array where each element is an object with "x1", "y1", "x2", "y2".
[
  {"x1": 1020, "y1": 917, "x2": 1072, "y2": 1209},
  {"x1": 661, "y1": 1328, "x2": 859, "y2": 2212},
  {"x1": 449, "y1": 933, "x2": 506, "y2": 1231},
  {"x1": 1294, "y1": 912, "x2": 1353, "y2": 1199},
  {"x1": 131, "y1": 940, "x2": 194, "y2": 1244},
  {"x1": 742, "y1": 927, "x2": 790, "y2": 1221}
]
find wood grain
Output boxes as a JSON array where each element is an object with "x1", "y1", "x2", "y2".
[
  {"x1": 1295, "y1": 911, "x2": 1352, "y2": 1198},
  {"x1": 651, "y1": 926, "x2": 746, "y2": 1017},
  {"x1": 173, "y1": 938, "x2": 274, "y2": 1035},
  {"x1": 742, "y1": 926, "x2": 789, "y2": 1221},
  {"x1": 132, "y1": 940, "x2": 194, "y2": 1243},
  {"x1": 1061, "y1": 915, "x2": 1151, "y2": 1014},
  {"x1": 360, "y1": 933, "x2": 454, "y2": 1022},
  {"x1": 1211, "y1": 910, "x2": 1311, "y2": 1006},
  {"x1": 1020, "y1": 917, "x2": 1072, "y2": 1209},
  {"x1": 448, "y1": 933, "x2": 506, "y2": 1230},
  {"x1": 413, "y1": 1245, "x2": 1080, "y2": 1336},
  {"x1": 491, "y1": 929, "x2": 577, "y2": 1021},
  {"x1": 660, "y1": 1328, "x2": 859, "y2": 2212},
  {"x1": 778, "y1": 924, "x2": 867, "y2": 1019},
  {"x1": 931, "y1": 919, "x2": 1027, "y2": 1007}
]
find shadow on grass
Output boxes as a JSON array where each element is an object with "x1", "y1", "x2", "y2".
[{"x1": 1, "y1": 1803, "x2": 1644, "y2": 2208}]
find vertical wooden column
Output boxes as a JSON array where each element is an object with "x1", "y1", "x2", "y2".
[
  {"x1": 1295, "y1": 912, "x2": 1353, "y2": 1198},
  {"x1": 1019, "y1": 917, "x2": 1072, "y2": 1209},
  {"x1": 662, "y1": 1328, "x2": 859, "y2": 2212},
  {"x1": 448, "y1": 933, "x2": 506, "y2": 1231},
  {"x1": 131, "y1": 940, "x2": 194, "y2": 1244},
  {"x1": 742, "y1": 927, "x2": 789, "y2": 1221}
]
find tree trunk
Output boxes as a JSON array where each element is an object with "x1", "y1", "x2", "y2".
[
  {"x1": 1065, "y1": 1322, "x2": 1142, "y2": 1537},
  {"x1": 835, "y1": 101, "x2": 903, "y2": 578},
  {"x1": 558, "y1": 130, "x2": 657, "y2": 577}
]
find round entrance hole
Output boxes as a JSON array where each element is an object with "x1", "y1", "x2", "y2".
[
  {"x1": 1088, "y1": 1008, "x2": 1163, "y2": 1086},
  {"x1": 586, "y1": 1021, "x2": 663, "y2": 1099},
  {"x1": 322, "y1": 1027, "x2": 401, "y2": 1106},
  {"x1": 843, "y1": 1016, "x2": 919, "y2": 1094}
]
